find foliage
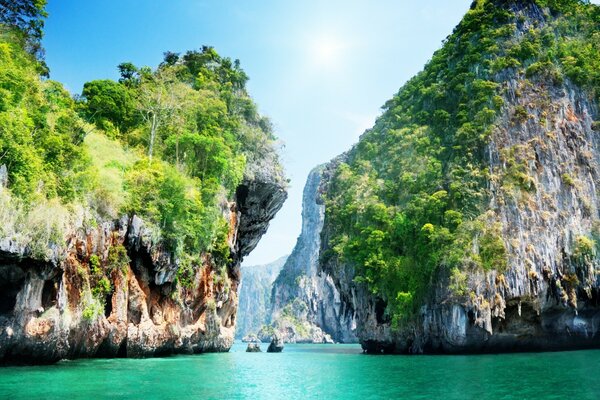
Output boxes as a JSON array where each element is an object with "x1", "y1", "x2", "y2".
[
  {"x1": 0, "y1": 30, "x2": 92, "y2": 202},
  {"x1": 82, "y1": 295, "x2": 103, "y2": 322},
  {"x1": 574, "y1": 235, "x2": 595, "y2": 260},
  {"x1": 80, "y1": 79, "x2": 136, "y2": 135},
  {"x1": 561, "y1": 173, "x2": 575, "y2": 187},
  {"x1": 0, "y1": 189, "x2": 70, "y2": 261},
  {"x1": 83, "y1": 130, "x2": 136, "y2": 218},
  {"x1": 0, "y1": 0, "x2": 47, "y2": 64},
  {"x1": 75, "y1": 45, "x2": 280, "y2": 262},
  {"x1": 175, "y1": 254, "x2": 197, "y2": 289},
  {"x1": 107, "y1": 244, "x2": 130, "y2": 273}
]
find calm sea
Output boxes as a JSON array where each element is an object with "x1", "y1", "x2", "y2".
[{"x1": 0, "y1": 342, "x2": 598, "y2": 399}]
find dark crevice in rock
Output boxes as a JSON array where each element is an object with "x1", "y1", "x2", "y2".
[
  {"x1": 104, "y1": 294, "x2": 113, "y2": 318},
  {"x1": 117, "y1": 339, "x2": 127, "y2": 358},
  {"x1": 41, "y1": 277, "x2": 58, "y2": 310},
  {"x1": 0, "y1": 265, "x2": 25, "y2": 316},
  {"x1": 375, "y1": 298, "x2": 388, "y2": 324}
]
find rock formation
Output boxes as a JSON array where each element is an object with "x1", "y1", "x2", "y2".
[
  {"x1": 267, "y1": 332, "x2": 284, "y2": 353},
  {"x1": 235, "y1": 256, "x2": 287, "y2": 339},
  {"x1": 0, "y1": 168, "x2": 286, "y2": 364},
  {"x1": 319, "y1": 0, "x2": 600, "y2": 353},
  {"x1": 245, "y1": 342, "x2": 261, "y2": 352},
  {"x1": 265, "y1": 166, "x2": 357, "y2": 343}
]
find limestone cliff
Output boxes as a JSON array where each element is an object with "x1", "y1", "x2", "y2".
[
  {"x1": 265, "y1": 166, "x2": 357, "y2": 343},
  {"x1": 319, "y1": 0, "x2": 600, "y2": 353},
  {"x1": 0, "y1": 166, "x2": 286, "y2": 364},
  {"x1": 235, "y1": 255, "x2": 287, "y2": 339}
]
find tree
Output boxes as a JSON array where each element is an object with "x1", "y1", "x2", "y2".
[
  {"x1": 135, "y1": 68, "x2": 192, "y2": 161},
  {"x1": 0, "y1": 0, "x2": 47, "y2": 61},
  {"x1": 162, "y1": 51, "x2": 179, "y2": 66},
  {"x1": 117, "y1": 62, "x2": 140, "y2": 87},
  {"x1": 81, "y1": 80, "x2": 136, "y2": 133}
]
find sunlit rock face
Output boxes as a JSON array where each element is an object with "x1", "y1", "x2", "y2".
[
  {"x1": 267, "y1": 166, "x2": 357, "y2": 344},
  {"x1": 0, "y1": 169, "x2": 286, "y2": 364},
  {"x1": 235, "y1": 256, "x2": 287, "y2": 339},
  {"x1": 319, "y1": 1, "x2": 600, "y2": 354}
]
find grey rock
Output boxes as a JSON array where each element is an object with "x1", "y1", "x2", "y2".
[
  {"x1": 235, "y1": 256, "x2": 287, "y2": 339},
  {"x1": 0, "y1": 165, "x2": 7, "y2": 188},
  {"x1": 242, "y1": 333, "x2": 260, "y2": 343},
  {"x1": 267, "y1": 332, "x2": 284, "y2": 353},
  {"x1": 268, "y1": 166, "x2": 357, "y2": 343},
  {"x1": 245, "y1": 342, "x2": 261, "y2": 352}
]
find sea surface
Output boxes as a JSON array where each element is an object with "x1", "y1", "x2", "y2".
[{"x1": 0, "y1": 343, "x2": 599, "y2": 399}]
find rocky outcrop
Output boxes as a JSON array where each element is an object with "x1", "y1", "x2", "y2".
[
  {"x1": 245, "y1": 342, "x2": 261, "y2": 352},
  {"x1": 267, "y1": 166, "x2": 357, "y2": 343},
  {"x1": 267, "y1": 332, "x2": 284, "y2": 353},
  {"x1": 235, "y1": 256, "x2": 287, "y2": 339},
  {"x1": 0, "y1": 169, "x2": 286, "y2": 364},
  {"x1": 241, "y1": 333, "x2": 260, "y2": 343},
  {"x1": 319, "y1": 1, "x2": 600, "y2": 354}
]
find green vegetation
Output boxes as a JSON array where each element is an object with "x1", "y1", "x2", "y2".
[
  {"x1": 322, "y1": 0, "x2": 600, "y2": 326},
  {"x1": 0, "y1": 0, "x2": 48, "y2": 70},
  {"x1": 574, "y1": 235, "x2": 595, "y2": 260},
  {"x1": 262, "y1": 299, "x2": 310, "y2": 339},
  {"x1": 0, "y1": 28, "x2": 92, "y2": 203},
  {"x1": 0, "y1": 3, "x2": 282, "y2": 289},
  {"x1": 107, "y1": 244, "x2": 130, "y2": 273},
  {"x1": 561, "y1": 173, "x2": 575, "y2": 187},
  {"x1": 77, "y1": 47, "x2": 277, "y2": 262}
]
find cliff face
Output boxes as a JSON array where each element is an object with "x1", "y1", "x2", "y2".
[
  {"x1": 0, "y1": 169, "x2": 286, "y2": 364},
  {"x1": 235, "y1": 255, "x2": 287, "y2": 339},
  {"x1": 266, "y1": 166, "x2": 357, "y2": 343},
  {"x1": 319, "y1": 0, "x2": 600, "y2": 353}
]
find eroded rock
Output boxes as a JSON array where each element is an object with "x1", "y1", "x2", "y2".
[
  {"x1": 267, "y1": 332, "x2": 284, "y2": 353},
  {"x1": 0, "y1": 170, "x2": 286, "y2": 364}
]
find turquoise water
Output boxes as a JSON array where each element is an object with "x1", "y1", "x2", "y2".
[{"x1": 1, "y1": 343, "x2": 599, "y2": 399}]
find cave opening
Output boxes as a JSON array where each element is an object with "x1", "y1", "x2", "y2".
[
  {"x1": 117, "y1": 339, "x2": 127, "y2": 358},
  {"x1": 375, "y1": 298, "x2": 389, "y2": 324},
  {"x1": 41, "y1": 278, "x2": 58, "y2": 310},
  {"x1": 236, "y1": 185, "x2": 249, "y2": 210},
  {"x1": 0, "y1": 284, "x2": 19, "y2": 315},
  {"x1": 104, "y1": 294, "x2": 113, "y2": 318},
  {"x1": 0, "y1": 265, "x2": 26, "y2": 316}
]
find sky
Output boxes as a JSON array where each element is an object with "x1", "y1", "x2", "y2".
[{"x1": 43, "y1": 0, "x2": 489, "y2": 266}]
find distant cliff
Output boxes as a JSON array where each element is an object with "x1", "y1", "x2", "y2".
[
  {"x1": 263, "y1": 166, "x2": 357, "y2": 343},
  {"x1": 319, "y1": 0, "x2": 600, "y2": 353},
  {"x1": 235, "y1": 256, "x2": 287, "y2": 339}
]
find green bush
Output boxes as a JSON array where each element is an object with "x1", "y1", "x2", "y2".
[
  {"x1": 574, "y1": 235, "x2": 595, "y2": 260},
  {"x1": 0, "y1": 31, "x2": 92, "y2": 203},
  {"x1": 107, "y1": 244, "x2": 130, "y2": 273}
]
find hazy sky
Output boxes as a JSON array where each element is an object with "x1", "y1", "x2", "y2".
[{"x1": 44, "y1": 0, "x2": 573, "y2": 266}]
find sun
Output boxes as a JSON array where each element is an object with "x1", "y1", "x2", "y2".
[{"x1": 309, "y1": 34, "x2": 345, "y2": 69}]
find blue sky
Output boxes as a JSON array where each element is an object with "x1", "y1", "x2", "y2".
[{"x1": 43, "y1": 1, "x2": 495, "y2": 265}]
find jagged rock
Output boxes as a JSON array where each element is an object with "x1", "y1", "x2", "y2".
[
  {"x1": 268, "y1": 166, "x2": 357, "y2": 343},
  {"x1": 245, "y1": 342, "x2": 261, "y2": 352},
  {"x1": 318, "y1": 1, "x2": 600, "y2": 354},
  {"x1": 0, "y1": 168, "x2": 287, "y2": 364},
  {"x1": 267, "y1": 332, "x2": 284, "y2": 353}
]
